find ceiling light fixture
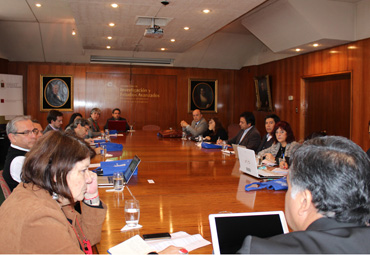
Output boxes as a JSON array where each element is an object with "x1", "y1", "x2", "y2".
[
  {"x1": 106, "y1": 46, "x2": 111, "y2": 49},
  {"x1": 161, "y1": 48, "x2": 166, "y2": 51},
  {"x1": 109, "y1": 23, "x2": 115, "y2": 27},
  {"x1": 295, "y1": 48, "x2": 301, "y2": 52},
  {"x1": 35, "y1": 3, "x2": 42, "y2": 7},
  {"x1": 170, "y1": 39, "x2": 175, "y2": 42},
  {"x1": 184, "y1": 27, "x2": 190, "y2": 30},
  {"x1": 72, "y1": 29, "x2": 76, "y2": 35},
  {"x1": 313, "y1": 43, "x2": 319, "y2": 47},
  {"x1": 111, "y1": 3, "x2": 118, "y2": 8},
  {"x1": 107, "y1": 36, "x2": 112, "y2": 40},
  {"x1": 202, "y1": 9, "x2": 210, "y2": 14}
]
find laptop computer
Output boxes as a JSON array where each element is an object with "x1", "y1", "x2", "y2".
[
  {"x1": 232, "y1": 144, "x2": 246, "y2": 158},
  {"x1": 108, "y1": 120, "x2": 128, "y2": 133},
  {"x1": 209, "y1": 211, "x2": 289, "y2": 254},
  {"x1": 98, "y1": 155, "x2": 141, "y2": 186},
  {"x1": 237, "y1": 147, "x2": 283, "y2": 179}
]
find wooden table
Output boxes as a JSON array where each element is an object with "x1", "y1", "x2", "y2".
[{"x1": 94, "y1": 131, "x2": 286, "y2": 254}]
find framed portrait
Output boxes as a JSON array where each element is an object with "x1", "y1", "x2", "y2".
[
  {"x1": 40, "y1": 75, "x2": 73, "y2": 111},
  {"x1": 188, "y1": 79, "x2": 217, "y2": 112},
  {"x1": 254, "y1": 75, "x2": 273, "y2": 111}
]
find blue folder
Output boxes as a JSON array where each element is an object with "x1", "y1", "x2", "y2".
[
  {"x1": 94, "y1": 141, "x2": 123, "y2": 152},
  {"x1": 201, "y1": 142, "x2": 222, "y2": 149},
  {"x1": 100, "y1": 159, "x2": 132, "y2": 176}
]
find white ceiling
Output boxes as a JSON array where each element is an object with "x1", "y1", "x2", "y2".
[{"x1": 0, "y1": 0, "x2": 368, "y2": 69}]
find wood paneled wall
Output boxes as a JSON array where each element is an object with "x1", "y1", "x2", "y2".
[{"x1": 2, "y1": 38, "x2": 370, "y2": 151}]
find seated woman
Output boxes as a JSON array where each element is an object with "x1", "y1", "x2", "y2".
[
  {"x1": 203, "y1": 117, "x2": 228, "y2": 143},
  {"x1": 0, "y1": 131, "x2": 107, "y2": 253},
  {"x1": 65, "y1": 112, "x2": 83, "y2": 130},
  {"x1": 257, "y1": 121, "x2": 299, "y2": 169}
]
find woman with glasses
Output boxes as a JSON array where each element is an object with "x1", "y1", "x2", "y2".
[{"x1": 257, "y1": 121, "x2": 298, "y2": 169}]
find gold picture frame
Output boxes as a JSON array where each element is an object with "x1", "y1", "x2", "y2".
[
  {"x1": 188, "y1": 79, "x2": 217, "y2": 113},
  {"x1": 40, "y1": 75, "x2": 73, "y2": 111}
]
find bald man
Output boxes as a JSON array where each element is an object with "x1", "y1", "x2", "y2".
[{"x1": 180, "y1": 109, "x2": 208, "y2": 137}]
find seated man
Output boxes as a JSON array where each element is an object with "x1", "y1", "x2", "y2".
[
  {"x1": 219, "y1": 111, "x2": 260, "y2": 152},
  {"x1": 88, "y1": 108, "x2": 102, "y2": 137},
  {"x1": 180, "y1": 109, "x2": 208, "y2": 137},
  {"x1": 238, "y1": 136, "x2": 370, "y2": 253},
  {"x1": 3, "y1": 116, "x2": 37, "y2": 191},
  {"x1": 65, "y1": 118, "x2": 101, "y2": 154},
  {"x1": 43, "y1": 110, "x2": 63, "y2": 134},
  {"x1": 104, "y1": 108, "x2": 130, "y2": 131},
  {"x1": 256, "y1": 114, "x2": 280, "y2": 153}
]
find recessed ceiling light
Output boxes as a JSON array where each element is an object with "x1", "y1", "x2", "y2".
[
  {"x1": 184, "y1": 27, "x2": 190, "y2": 30},
  {"x1": 295, "y1": 48, "x2": 301, "y2": 52},
  {"x1": 111, "y1": 3, "x2": 118, "y2": 8},
  {"x1": 161, "y1": 48, "x2": 166, "y2": 51},
  {"x1": 35, "y1": 3, "x2": 42, "y2": 7},
  {"x1": 313, "y1": 43, "x2": 319, "y2": 47},
  {"x1": 106, "y1": 46, "x2": 111, "y2": 49},
  {"x1": 202, "y1": 9, "x2": 210, "y2": 14},
  {"x1": 109, "y1": 23, "x2": 115, "y2": 27},
  {"x1": 107, "y1": 36, "x2": 112, "y2": 40},
  {"x1": 170, "y1": 39, "x2": 175, "y2": 42},
  {"x1": 72, "y1": 29, "x2": 76, "y2": 35}
]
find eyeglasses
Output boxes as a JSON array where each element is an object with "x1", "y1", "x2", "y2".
[{"x1": 13, "y1": 128, "x2": 40, "y2": 136}]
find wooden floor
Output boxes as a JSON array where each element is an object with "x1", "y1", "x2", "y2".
[{"x1": 94, "y1": 131, "x2": 286, "y2": 254}]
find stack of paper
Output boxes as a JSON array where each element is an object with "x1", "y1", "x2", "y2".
[{"x1": 107, "y1": 231, "x2": 211, "y2": 254}]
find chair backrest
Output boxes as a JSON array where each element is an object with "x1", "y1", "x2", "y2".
[
  {"x1": 0, "y1": 170, "x2": 11, "y2": 200},
  {"x1": 228, "y1": 123, "x2": 240, "y2": 139},
  {"x1": 142, "y1": 125, "x2": 161, "y2": 131}
]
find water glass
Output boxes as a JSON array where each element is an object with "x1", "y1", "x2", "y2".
[
  {"x1": 198, "y1": 135, "x2": 203, "y2": 143},
  {"x1": 182, "y1": 131, "x2": 187, "y2": 140},
  {"x1": 256, "y1": 155, "x2": 263, "y2": 166},
  {"x1": 125, "y1": 199, "x2": 140, "y2": 227},
  {"x1": 113, "y1": 172, "x2": 124, "y2": 191},
  {"x1": 222, "y1": 141, "x2": 228, "y2": 151}
]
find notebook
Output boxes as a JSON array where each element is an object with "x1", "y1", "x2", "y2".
[
  {"x1": 237, "y1": 147, "x2": 283, "y2": 179},
  {"x1": 231, "y1": 144, "x2": 246, "y2": 158},
  {"x1": 98, "y1": 155, "x2": 141, "y2": 186},
  {"x1": 209, "y1": 211, "x2": 289, "y2": 254},
  {"x1": 108, "y1": 120, "x2": 128, "y2": 133}
]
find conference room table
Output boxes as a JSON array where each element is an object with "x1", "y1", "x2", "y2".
[{"x1": 93, "y1": 130, "x2": 286, "y2": 254}]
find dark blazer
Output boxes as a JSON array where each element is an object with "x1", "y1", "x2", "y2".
[
  {"x1": 238, "y1": 217, "x2": 370, "y2": 254},
  {"x1": 43, "y1": 124, "x2": 61, "y2": 134},
  {"x1": 227, "y1": 126, "x2": 261, "y2": 152},
  {"x1": 203, "y1": 127, "x2": 228, "y2": 143},
  {"x1": 256, "y1": 134, "x2": 274, "y2": 153}
]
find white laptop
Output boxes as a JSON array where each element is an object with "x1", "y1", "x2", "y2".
[
  {"x1": 98, "y1": 155, "x2": 141, "y2": 186},
  {"x1": 237, "y1": 147, "x2": 283, "y2": 179},
  {"x1": 209, "y1": 211, "x2": 289, "y2": 254},
  {"x1": 231, "y1": 144, "x2": 246, "y2": 158}
]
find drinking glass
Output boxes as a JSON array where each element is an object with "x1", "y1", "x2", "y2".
[
  {"x1": 222, "y1": 141, "x2": 228, "y2": 151},
  {"x1": 256, "y1": 155, "x2": 263, "y2": 166},
  {"x1": 113, "y1": 172, "x2": 124, "y2": 191},
  {"x1": 100, "y1": 145, "x2": 107, "y2": 161},
  {"x1": 182, "y1": 131, "x2": 187, "y2": 140},
  {"x1": 198, "y1": 135, "x2": 203, "y2": 143},
  {"x1": 125, "y1": 199, "x2": 140, "y2": 227}
]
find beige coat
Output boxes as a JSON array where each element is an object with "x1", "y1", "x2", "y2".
[{"x1": 0, "y1": 182, "x2": 107, "y2": 254}]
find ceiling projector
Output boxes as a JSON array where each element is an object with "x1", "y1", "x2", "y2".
[{"x1": 144, "y1": 25, "x2": 164, "y2": 38}]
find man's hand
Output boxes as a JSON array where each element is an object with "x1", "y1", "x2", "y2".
[{"x1": 180, "y1": 120, "x2": 189, "y2": 128}]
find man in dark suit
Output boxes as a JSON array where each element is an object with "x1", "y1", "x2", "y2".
[
  {"x1": 256, "y1": 114, "x2": 280, "y2": 153},
  {"x1": 238, "y1": 136, "x2": 370, "y2": 254},
  {"x1": 43, "y1": 110, "x2": 63, "y2": 134},
  {"x1": 103, "y1": 108, "x2": 130, "y2": 131},
  {"x1": 219, "y1": 111, "x2": 260, "y2": 152}
]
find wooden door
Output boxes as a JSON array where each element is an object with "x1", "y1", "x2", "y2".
[{"x1": 303, "y1": 73, "x2": 351, "y2": 139}]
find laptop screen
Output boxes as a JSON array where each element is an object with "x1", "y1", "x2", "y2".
[
  {"x1": 209, "y1": 211, "x2": 289, "y2": 254},
  {"x1": 123, "y1": 155, "x2": 141, "y2": 183},
  {"x1": 108, "y1": 120, "x2": 127, "y2": 132}
]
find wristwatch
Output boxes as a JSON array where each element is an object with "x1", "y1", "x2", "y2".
[{"x1": 84, "y1": 196, "x2": 100, "y2": 205}]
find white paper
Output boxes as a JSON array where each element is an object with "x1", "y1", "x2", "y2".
[
  {"x1": 145, "y1": 231, "x2": 211, "y2": 252},
  {"x1": 108, "y1": 235, "x2": 152, "y2": 255},
  {"x1": 89, "y1": 163, "x2": 100, "y2": 168}
]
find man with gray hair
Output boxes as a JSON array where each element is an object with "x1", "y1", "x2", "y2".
[
  {"x1": 3, "y1": 116, "x2": 38, "y2": 191},
  {"x1": 238, "y1": 136, "x2": 370, "y2": 253}
]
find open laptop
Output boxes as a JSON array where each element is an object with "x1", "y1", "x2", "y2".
[
  {"x1": 209, "y1": 211, "x2": 289, "y2": 254},
  {"x1": 98, "y1": 155, "x2": 141, "y2": 186},
  {"x1": 108, "y1": 120, "x2": 128, "y2": 133},
  {"x1": 231, "y1": 144, "x2": 246, "y2": 158},
  {"x1": 237, "y1": 147, "x2": 283, "y2": 179}
]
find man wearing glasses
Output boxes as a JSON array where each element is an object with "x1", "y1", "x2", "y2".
[{"x1": 3, "y1": 116, "x2": 38, "y2": 191}]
